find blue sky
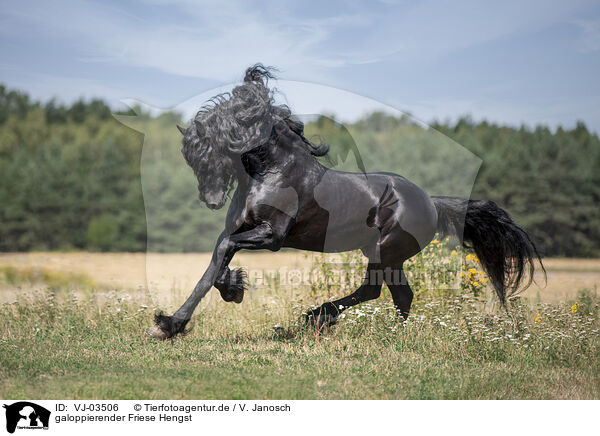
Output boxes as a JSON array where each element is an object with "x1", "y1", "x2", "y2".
[{"x1": 1, "y1": 0, "x2": 600, "y2": 131}]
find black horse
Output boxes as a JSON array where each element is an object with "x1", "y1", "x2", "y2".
[{"x1": 147, "y1": 65, "x2": 543, "y2": 339}]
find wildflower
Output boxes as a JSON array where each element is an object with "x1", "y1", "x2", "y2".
[
  {"x1": 571, "y1": 303, "x2": 578, "y2": 313},
  {"x1": 451, "y1": 250, "x2": 458, "y2": 256},
  {"x1": 472, "y1": 281, "x2": 479, "y2": 287},
  {"x1": 534, "y1": 313, "x2": 541, "y2": 323},
  {"x1": 466, "y1": 253, "x2": 479, "y2": 263}
]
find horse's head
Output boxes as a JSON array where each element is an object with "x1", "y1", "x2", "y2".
[
  {"x1": 179, "y1": 64, "x2": 329, "y2": 210},
  {"x1": 179, "y1": 65, "x2": 277, "y2": 209},
  {"x1": 179, "y1": 122, "x2": 235, "y2": 209}
]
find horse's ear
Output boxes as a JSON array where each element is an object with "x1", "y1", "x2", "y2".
[
  {"x1": 176, "y1": 125, "x2": 186, "y2": 135},
  {"x1": 194, "y1": 119, "x2": 206, "y2": 138}
]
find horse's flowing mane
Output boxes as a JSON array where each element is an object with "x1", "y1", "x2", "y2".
[
  {"x1": 184, "y1": 64, "x2": 328, "y2": 160},
  {"x1": 180, "y1": 64, "x2": 329, "y2": 204}
]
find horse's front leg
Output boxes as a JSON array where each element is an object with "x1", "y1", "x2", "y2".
[
  {"x1": 214, "y1": 266, "x2": 247, "y2": 304},
  {"x1": 146, "y1": 223, "x2": 280, "y2": 339}
]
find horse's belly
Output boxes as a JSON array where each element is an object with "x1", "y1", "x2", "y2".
[
  {"x1": 283, "y1": 200, "x2": 380, "y2": 253},
  {"x1": 283, "y1": 227, "x2": 377, "y2": 253},
  {"x1": 281, "y1": 194, "x2": 377, "y2": 252}
]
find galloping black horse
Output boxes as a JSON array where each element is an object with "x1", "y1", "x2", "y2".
[{"x1": 147, "y1": 65, "x2": 543, "y2": 339}]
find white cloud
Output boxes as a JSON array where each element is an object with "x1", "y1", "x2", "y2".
[
  {"x1": 357, "y1": 0, "x2": 596, "y2": 66},
  {"x1": 2, "y1": 0, "x2": 599, "y2": 131},
  {"x1": 6, "y1": 0, "x2": 590, "y2": 83},
  {"x1": 0, "y1": 0, "x2": 377, "y2": 83}
]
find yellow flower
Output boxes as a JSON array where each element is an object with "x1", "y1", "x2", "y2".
[
  {"x1": 466, "y1": 253, "x2": 480, "y2": 263},
  {"x1": 451, "y1": 250, "x2": 458, "y2": 256},
  {"x1": 465, "y1": 253, "x2": 480, "y2": 263},
  {"x1": 571, "y1": 303, "x2": 578, "y2": 313},
  {"x1": 472, "y1": 281, "x2": 479, "y2": 287},
  {"x1": 535, "y1": 313, "x2": 541, "y2": 323}
]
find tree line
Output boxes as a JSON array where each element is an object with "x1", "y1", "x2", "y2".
[{"x1": 0, "y1": 85, "x2": 598, "y2": 257}]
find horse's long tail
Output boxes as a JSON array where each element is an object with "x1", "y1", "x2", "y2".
[{"x1": 431, "y1": 196, "x2": 545, "y2": 305}]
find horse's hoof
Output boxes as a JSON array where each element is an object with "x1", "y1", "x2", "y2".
[
  {"x1": 305, "y1": 305, "x2": 339, "y2": 330},
  {"x1": 216, "y1": 268, "x2": 246, "y2": 304},
  {"x1": 233, "y1": 289, "x2": 244, "y2": 304},
  {"x1": 146, "y1": 324, "x2": 169, "y2": 340}
]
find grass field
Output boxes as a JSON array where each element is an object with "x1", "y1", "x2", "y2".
[{"x1": 0, "y1": 248, "x2": 599, "y2": 399}]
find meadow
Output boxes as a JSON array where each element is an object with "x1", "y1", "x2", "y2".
[{"x1": 0, "y1": 244, "x2": 599, "y2": 400}]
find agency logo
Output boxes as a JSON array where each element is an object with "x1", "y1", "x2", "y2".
[{"x1": 2, "y1": 402, "x2": 50, "y2": 434}]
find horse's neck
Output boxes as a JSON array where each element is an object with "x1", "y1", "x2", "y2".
[
  {"x1": 272, "y1": 141, "x2": 319, "y2": 172},
  {"x1": 230, "y1": 143, "x2": 325, "y2": 222},
  {"x1": 239, "y1": 140, "x2": 322, "y2": 181}
]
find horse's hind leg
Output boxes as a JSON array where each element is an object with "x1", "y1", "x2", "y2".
[
  {"x1": 379, "y1": 225, "x2": 425, "y2": 319},
  {"x1": 384, "y1": 265, "x2": 413, "y2": 319},
  {"x1": 305, "y1": 262, "x2": 383, "y2": 328}
]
